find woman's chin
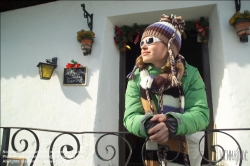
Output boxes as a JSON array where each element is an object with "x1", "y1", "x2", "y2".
[{"x1": 142, "y1": 58, "x2": 151, "y2": 64}]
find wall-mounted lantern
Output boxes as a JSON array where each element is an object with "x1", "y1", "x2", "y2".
[{"x1": 36, "y1": 57, "x2": 58, "y2": 80}]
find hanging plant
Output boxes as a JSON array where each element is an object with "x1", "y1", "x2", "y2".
[
  {"x1": 76, "y1": 29, "x2": 95, "y2": 55},
  {"x1": 229, "y1": 10, "x2": 250, "y2": 42},
  {"x1": 229, "y1": 10, "x2": 250, "y2": 25},
  {"x1": 77, "y1": 29, "x2": 95, "y2": 42}
]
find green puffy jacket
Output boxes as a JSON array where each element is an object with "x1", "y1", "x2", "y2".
[{"x1": 123, "y1": 62, "x2": 210, "y2": 138}]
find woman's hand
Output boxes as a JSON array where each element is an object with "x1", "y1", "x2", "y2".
[{"x1": 147, "y1": 114, "x2": 169, "y2": 144}]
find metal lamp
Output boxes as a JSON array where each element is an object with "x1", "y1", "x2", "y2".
[{"x1": 37, "y1": 57, "x2": 58, "y2": 80}]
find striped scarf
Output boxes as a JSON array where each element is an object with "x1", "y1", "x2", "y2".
[{"x1": 139, "y1": 68, "x2": 189, "y2": 166}]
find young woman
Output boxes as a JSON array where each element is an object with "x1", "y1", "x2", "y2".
[{"x1": 124, "y1": 14, "x2": 209, "y2": 166}]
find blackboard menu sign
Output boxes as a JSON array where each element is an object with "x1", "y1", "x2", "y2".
[{"x1": 63, "y1": 67, "x2": 87, "y2": 85}]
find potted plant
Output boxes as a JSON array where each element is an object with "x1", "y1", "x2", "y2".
[
  {"x1": 229, "y1": 10, "x2": 250, "y2": 42},
  {"x1": 76, "y1": 29, "x2": 95, "y2": 55}
]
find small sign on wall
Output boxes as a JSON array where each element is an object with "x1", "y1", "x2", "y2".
[{"x1": 63, "y1": 67, "x2": 87, "y2": 85}]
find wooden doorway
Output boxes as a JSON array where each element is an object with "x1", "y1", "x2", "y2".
[{"x1": 119, "y1": 30, "x2": 214, "y2": 165}]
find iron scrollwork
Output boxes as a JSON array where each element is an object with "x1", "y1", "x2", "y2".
[
  {"x1": 0, "y1": 127, "x2": 132, "y2": 166},
  {"x1": 139, "y1": 128, "x2": 250, "y2": 166},
  {"x1": 81, "y1": 4, "x2": 93, "y2": 31},
  {"x1": 198, "y1": 129, "x2": 249, "y2": 166},
  {"x1": 1, "y1": 127, "x2": 250, "y2": 166},
  {"x1": 95, "y1": 133, "x2": 132, "y2": 165},
  {"x1": 49, "y1": 133, "x2": 80, "y2": 166},
  {"x1": 11, "y1": 129, "x2": 40, "y2": 166}
]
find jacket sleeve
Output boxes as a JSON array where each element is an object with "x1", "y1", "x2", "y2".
[
  {"x1": 166, "y1": 67, "x2": 210, "y2": 135},
  {"x1": 123, "y1": 74, "x2": 148, "y2": 138}
]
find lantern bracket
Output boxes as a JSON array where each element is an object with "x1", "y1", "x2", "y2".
[{"x1": 46, "y1": 57, "x2": 57, "y2": 68}]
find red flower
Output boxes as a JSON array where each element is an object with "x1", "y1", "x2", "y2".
[
  {"x1": 66, "y1": 63, "x2": 82, "y2": 68},
  {"x1": 75, "y1": 64, "x2": 81, "y2": 68},
  {"x1": 195, "y1": 21, "x2": 209, "y2": 37},
  {"x1": 66, "y1": 63, "x2": 75, "y2": 68}
]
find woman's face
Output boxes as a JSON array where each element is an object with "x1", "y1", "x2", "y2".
[{"x1": 140, "y1": 37, "x2": 168, "y2": 68}]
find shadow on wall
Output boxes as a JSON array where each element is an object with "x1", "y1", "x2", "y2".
[
  {"x1": 1, "y1": 58, "x2": 40, "y2": 79},
  {"x1": 56, "y1": 67, "x2": 93, "y2": 105},
  {"x1": 0, "y1": 56, "x2": 93, "y2": 105},
  {"x1": 209, "y1": 4, "x2": 250, "y2": 124}
]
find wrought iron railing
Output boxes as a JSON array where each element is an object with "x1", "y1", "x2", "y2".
[{"x1": 0, "y1": 127, "x2": 249, "y2": 166}]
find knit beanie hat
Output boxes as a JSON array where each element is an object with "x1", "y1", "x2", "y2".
[
  {"x1": 141, "y1": 14, "x2": 185, "y2": 57},
  {"x1": 127, "y1": 14, "x2": 185, "y2": 82}
]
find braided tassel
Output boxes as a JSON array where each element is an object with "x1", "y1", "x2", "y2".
[
  {"x1": 145, "y1": 88, "x2": 155, "y2": 114},
  {"x1": 157, "y1": 85, "x2": 169, "y2": 165},
  {"x1": 182, "y1": 136, "x2": 189, "y2": 166},
  {"x1": 168, "y1": 22, "x2": 189, "y2": 165},
  {"x1": 157, "y1": 144, "x2": 169, "y2": 166},
  {"x1": 127, "y1": 64, "x2": 138, "y2": 80}
]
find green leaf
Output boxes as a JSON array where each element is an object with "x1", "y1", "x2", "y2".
[{"x1": 71, "y1": 60, "x2": 77, "y2": 64}]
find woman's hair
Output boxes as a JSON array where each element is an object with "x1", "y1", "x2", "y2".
[
  {"x1": 136, "y1": 55, "x2": 170, "y2": 73},
  {"x1": 136, "y1": 54, "x2": 184, "y2": 81}
]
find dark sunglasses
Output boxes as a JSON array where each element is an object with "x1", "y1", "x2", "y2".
[{"x1": 140, "y1": 36, "x2": 161, "y2": 47}]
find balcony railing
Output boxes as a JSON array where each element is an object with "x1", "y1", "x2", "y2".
[{"x1": 0, "y1": 127, "x2": 249, "y2": 166}]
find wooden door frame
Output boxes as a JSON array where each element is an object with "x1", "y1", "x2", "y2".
[{"x1": 119, "y1": 52, "x2": 127, "y2": 166}]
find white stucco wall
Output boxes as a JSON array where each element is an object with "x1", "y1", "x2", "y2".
[
  {"x1": 208, "y1": 2, "x2": 250, "y2": 165},
  {"x1": 1, "y1": 1, "x2": 250, "y2": 166}
]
